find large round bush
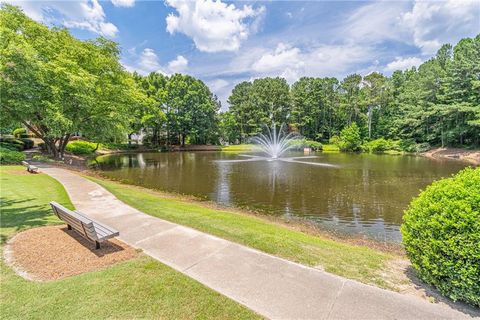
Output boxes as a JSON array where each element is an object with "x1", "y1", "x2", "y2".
[
  {"x1": 66, "y1": 141, "x2": 98, "y2": 155},
  {"x1": 401, "y1": 167, "x2": 480, "y2": 306}
]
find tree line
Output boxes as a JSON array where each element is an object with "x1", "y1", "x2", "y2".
[
  {"x1": 224, "y1": 37, "x2": 480, "y2": 148},
  {"x1": 1, "y1": 5, "x2": 479, "y2": 160}
]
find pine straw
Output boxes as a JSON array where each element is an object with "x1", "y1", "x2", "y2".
[{"x1": 4, "y1": 226, "x2": 138, "y2": 281}]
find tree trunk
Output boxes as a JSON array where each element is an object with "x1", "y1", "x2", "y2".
[{"x1": 181, "y1": 134, "x2": 186, "y2": 147}]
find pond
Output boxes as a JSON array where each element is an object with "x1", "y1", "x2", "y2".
[{"x1": 91, "y1": 152, "x2": 468, "y2": 243}]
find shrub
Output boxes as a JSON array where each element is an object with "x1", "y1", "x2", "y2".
[
  {"x1": 401, "y1": 167, "x2": 480, "y2": 306},
  {"x1": 0, "y1": 142, "x2": 21, "y2": 151},
  {"x1": 322, "y1": 144, "x2": 340, "y2": 152},
  {"x1": 0, "y1": 138, "x2": 24, "y2": 150},
  {"x1": 363, "y1": 138, "x2": 390, "y2": 153},
  {"x1": 338, "y1": 123, "x2": 362, "y2": 151},
  {"x1": 19, "y1": 138, "x2": 34, "y2": 150},
  {"x1": 362, "y1": 138, "x2": 402, "y2": 153},
  {"x1": 329, "y1": 135, "x2": 341, "y2": 146},
  {"x1": 32, "y1": 154, "x2": 53, "y2": 162},
  {"x1": 0, "y1": 147, "x2": 26, "y2": 164},
  {"x1": 12, "y1": 128, "x2": 26, "y2": 138},
  {"x1": 65, "y1": 140, "x2": 98, "y2": 155},
  {"x1": 290, "y1": 139, "x2": 323, "y2": 151}
]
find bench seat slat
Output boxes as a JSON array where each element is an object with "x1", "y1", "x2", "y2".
[{"x1": 50, "y1": 202, "x2": 119, "y2": 247}]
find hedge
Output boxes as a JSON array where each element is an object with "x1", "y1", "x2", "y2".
[
  {"x1": 401, "y1": 167, "x2": 480, "y2": 306},
  {"x1": 0, "y1": 147, "x2": 26, "y2": 164}
]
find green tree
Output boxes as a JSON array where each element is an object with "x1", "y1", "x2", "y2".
[
  {"x1": 165, "y1": 74, "x2": 219, "y2": 146},
  {"x1": 339, "y1": 123, "x2": 362, "y2": 151},
  {"x1": 0, "y1": 5, "x2": 143, "y2": 158}
]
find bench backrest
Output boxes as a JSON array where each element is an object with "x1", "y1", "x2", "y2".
[
  {"x1": 50, "y1": 202, "x2": 98, "y2": 241},
  {"x1": 21, "y1": 161, "x2": 29, "y2": 166}
]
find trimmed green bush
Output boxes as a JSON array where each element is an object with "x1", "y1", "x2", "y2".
[
  {"x1": 0, "y1": 142, "x2": 21, "y2": 151},
  {"x1": 0, "y1": 147, "x2": 26, "y2": 164},
  {"x1": 401, "y1": 167, "x2": 480, "y2": 306},
  {"x1": 0, "y1": 138, "x2": 24, "y2": 150},
  {"x1": 12, "y1": 128, "x2": 26, "y2": 138},
  {"x1": 66, "y1": 140, "x2": 98, "y2": 155}
]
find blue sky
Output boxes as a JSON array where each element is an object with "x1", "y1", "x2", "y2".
[{"x1": 7, "y1": 0, "x2": 480, "y2": 108}]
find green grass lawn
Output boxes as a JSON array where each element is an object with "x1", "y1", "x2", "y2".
[
  {"x1": 89, "y1": 176, "x2": 405, "y2": 290},
  {"x1": 221, "y1": 144, "x2": 257, "y2": 153},
  {"x1": 0, "y1": 166, "x2": 259, "y2": 319}
]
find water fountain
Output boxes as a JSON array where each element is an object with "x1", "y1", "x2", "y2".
[
  {"x1": 251, "y1": 124, "x2": 297, "y2": 159},
  {"x1": 217, "y1": 124, "x2": 338, "y2": 167}
]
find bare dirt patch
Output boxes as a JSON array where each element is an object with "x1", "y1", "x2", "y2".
[
  {"x1": 4, "y1": 225, "x2": 138, "y2": 281},
  {"x1": 423, "y1": 147, "x2": 480, "y2": 165}
]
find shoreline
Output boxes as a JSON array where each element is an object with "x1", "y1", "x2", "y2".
[{"x1": 421, "y1": 147, "x2": 480, "y2": 165}]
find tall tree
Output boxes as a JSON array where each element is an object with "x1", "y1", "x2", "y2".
[{"x1": 0, "y1": 5, "x2": 143, "y2": 158}]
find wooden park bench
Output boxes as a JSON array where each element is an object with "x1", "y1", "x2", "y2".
[
  {"x1": 49, "y1": 201, "x2": 119, "y2": 249},
  {"x1": 21, "y1": 161, "x2": 38, "y2": 173}
]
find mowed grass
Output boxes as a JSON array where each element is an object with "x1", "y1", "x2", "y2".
[
  {"x1": 89, "y1": 176, "x2": 400, "y2": 290},
  {"x1": 221, "y1": 144, "x2": 257, "y2": 153},
  {"x1": 0, "y1": 166, "x2": 260, "y2": 319}
]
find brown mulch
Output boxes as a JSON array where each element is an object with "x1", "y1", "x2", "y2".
[{"x1": 4, "y1": 225, "x2": 138, "y2": 281}]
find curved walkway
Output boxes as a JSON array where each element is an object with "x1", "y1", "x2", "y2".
[{"x1": 41, "y1": 167, "x2": 476, "y2": 320}]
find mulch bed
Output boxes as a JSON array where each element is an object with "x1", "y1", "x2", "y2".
[{"x1": 4, "y1": 225, "x2": 138, "y2": 281}]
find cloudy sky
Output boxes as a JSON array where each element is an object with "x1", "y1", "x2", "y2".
[{"x1": 6, "y1": 0, "x2": 480, "y2": 108}]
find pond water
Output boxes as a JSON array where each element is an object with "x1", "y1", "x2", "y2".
[{"x1": 92, "y1": 152, "x2": 468, "y2": 243}]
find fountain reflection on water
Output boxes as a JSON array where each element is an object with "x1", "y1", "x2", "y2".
[{"x1": 217, "y1": 124, "x2": 338, "y2": 168}]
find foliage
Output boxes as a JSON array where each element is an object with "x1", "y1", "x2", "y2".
[
  {"x1": 12, "y1": 128, "x2": 26, "y2": 138},
  {"x1": 401, "y1": 167, "x2": 480, "y2": 306},
  {"x1": 0, "y1": 5, "x2": 146, "y2": 158},
  {"x1": 322, "y1": 144, "x2": 340, "y2": 152},
  {"x1": 228, "y1": 78, "x2": 290, "y2": 141},
  {"x1": 0, "y1": 147, "x2": 25, "y2": 164},
  {"x1": 0, "y1": 138, "x2": 24, "y2": 151},
  {"x1": 290, "y1": 139, "x2": 323, "y2": 151},
  {"x1": 32, "y1": 154, "x2": 54, "y2": 162},
  {"x1": 66, "y1": 141, "x2": 98, "y2": 155},
  {"x1": 362, "y1": 138, "x2": 401, "y2": 153},
  {"x1": 338, "y1": 123, "x2": 362, "y2": 151}
]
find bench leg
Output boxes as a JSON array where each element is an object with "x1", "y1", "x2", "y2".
[
  {"x1": 67, "y1": 225, "x2": 72, "y2": 230},
  {"x1": 95, "y1": 241, "x2": 100, "y2": 250}
]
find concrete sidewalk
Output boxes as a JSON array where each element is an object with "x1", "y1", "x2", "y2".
[{"x1": 41, "y1": 167, "x2": 477, "y2": 320}]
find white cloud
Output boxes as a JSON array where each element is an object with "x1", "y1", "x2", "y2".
[
  {"x1": 342, "y1": 1, "x2": 409, "y2": 44},
  {"x1": 139, "y1": 48, "x2": 162, "y2": 73},
  {"x1": 165, "y1": 0, "x2": 265, "y2": 52},
  {"x1": 229, "y1": 42, "x2": 374, "y2": 83},
  {"x1": 128, "y1": 48, "x2": 189, "y2": 75},
  {"x1": 384, "y1": 57, "x2": 423, "y2": 72},
  {"x1": 208, "y1": 79, "x2": 229, "y2": 92},
  {"x1": 402, "y1": 0, "x2": 480, "y2": 54},
  {"x1": 7, "y1": 0, "x2": 118, "y2": 37},
  {"x1": 168, "y1": 55, "x2": 189, "y2": 73},
  {"x1": 111, "y1": 0, "x2": 135, "y2": 8}
]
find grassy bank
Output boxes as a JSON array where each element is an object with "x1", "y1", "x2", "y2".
[
  {"x1": 0, "y1": 166, "x2": 259, "y2": 319},
  {"x1": 221, "y1": 144, "x2": 257, "y2": 153},
  {"x1": 89, "y1": 175, "x2": 408, "y2": 291}
]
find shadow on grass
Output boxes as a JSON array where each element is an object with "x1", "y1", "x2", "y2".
[
  {"x1": 0, "y1": 197, "x2": 60, "y2": 244},
  {"x1": 404, "y1": 266, "x2": 480, "y2": 316},
  {"x1": 59, "y1": 227, "x2": 125, "y2": 257}
]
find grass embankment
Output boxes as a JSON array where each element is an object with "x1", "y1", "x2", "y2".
[
  {"x1": 89, "y1": 176, "x2": 406, "y2": 290},
  {"x1": 221, "y1": 144, "x2": 257, "y2": 153},
  {"x1": 0, "y1": 166, "x2": 259, "y2": 319}
]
